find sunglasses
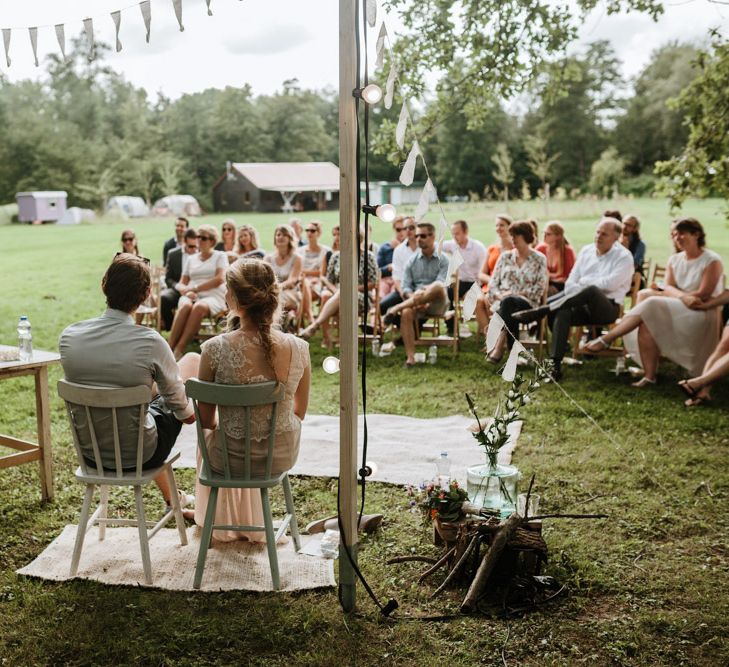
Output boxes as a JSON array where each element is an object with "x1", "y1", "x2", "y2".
[
  {"x1": 122, "y1": 237, "x2": 135, "y2": 242},
  {"x1": 223, "y1": 227, "x2": 234, "y2": 232},
  {"x1": 306, "y1": 228, "x2": 317, "y2": 233},
  {"x1": 197, "y1": 235, "x2": 213, "y2": 241},
  {"x1": 114, "y1": 251, "x2": 150, "y2": 265},
  {"x1": 394, "y1": 227, "x2": 403, "y2": 232},
  {"x1": 415, "y1": 233, "x2": 433, "y2": 239}
]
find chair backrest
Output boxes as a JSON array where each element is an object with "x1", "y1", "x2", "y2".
[
  {"x1": 185, "y1": 378, "x2": 286, "y2": 482},
  {"x1": 651, "y1": 263, "x2": 666, "y2": 286},
  {"x1": 57, "y1": 379, "x2": 151, "y2": 478},
  {"x1": 628, "y1": 272, "x2": 642, "y2": 308}
]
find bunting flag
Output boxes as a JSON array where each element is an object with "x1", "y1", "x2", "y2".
[
  {"x1": 486, "y1": 312, "x2": 505, "y2": 355},
  {"x1": 399, "y1": 140, "x2": 419, "y2": 186},
  {"x1": 502, "y1": 341, "x2": 526, "y2": 382},
  {"x1": 366, "y1": 0, "x2": 377, "y2": 27},
  {"x1": 414, "y1": 178, "x2": 434, "y2": 221},
  {"x1": 395, "y1": 103, "x2": 408, "y2": 149},
  {"x1": 206, "y1": 0, "x2": 214, "y2": 16},
  {"x1": 83, "y1": 18, "x2": 94, "y2": 60},
  {"x1": 375, "y1": 23, "x2": 387, "y2": 70},
  {"x1": 384, "y1": 62, "x2": 397, "y2": 109},
  {"x1": 140, "y1": 1, "x2": 152, "y2": 43},
  {"x1": 3, "y1": 29, "x2": 11, "y2": 67},
  {"x1": 447, "y1": 248, "x2": 464, "y2": 281},
  {"x1": 173, "y1": 0, "x2": 185, "y2": 31},
  {"x1": 461, "y1": 283, "x2": 482, "y2": 322},
  {"x1": 28, "y1": 27, "x2": 39, "y2": 67},
  {"x1": 111, "y1": 11, "x2": 122, "y2": 52},
  {"x1": 55, "y1": 24, "x2": 66, "y2": 61}
]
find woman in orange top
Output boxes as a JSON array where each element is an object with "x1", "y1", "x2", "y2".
[{"x1": 535, "y1": 221, "x2": 576, "y2": 295}]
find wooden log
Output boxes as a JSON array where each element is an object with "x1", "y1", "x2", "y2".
[
  {"x1": 508, "y1": 527, "x2": 547, "y2": 553},
  {"x1": 461, "y1": 512, "x2": 523, "y2": 613},
  {"x1": 387, "y1": 555, "x2": 438, "y2": 565},
  {"x1": 431, "y1": 533, "x2": 480, "y2": 597},
  {"x1": 418, "y1": 546, "x2": 456, "y2": 583}
]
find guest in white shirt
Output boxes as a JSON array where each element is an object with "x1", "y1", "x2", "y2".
[
  {"x1": 59, "y1": 253, "x2": 197, "y2": 507},
  {"x1": 380, "y1": 217, "x2": 417, "y2": 319},
  {"x1": 514, "y1": 217, "x2": 634, "y2": 380}
]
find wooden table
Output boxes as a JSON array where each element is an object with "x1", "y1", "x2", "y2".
[{"x1": 0, "y1": 345, "x2": 61, "y2": 501}]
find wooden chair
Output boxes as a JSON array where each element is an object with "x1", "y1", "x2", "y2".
[
  {"x1": 196, "y1": 310, "x2": 229, "y2": 341},
  {"x1": 519, "y1": 284, "x2": 550, "y2": 359},
  {"x1": 185, "y1": 378, "x2": 301, "y2": 591},
  {"x1": 137, "y1": 265, "x2": 165, "y2": 331},
  {"x1": 413, "y1": 288, "x2": 460, "y2": 356},
  {"x1": 649, "y1": 262, "x2": 666, "y2": 287},
  {"x1": 57, "y1": 379, "x2": 188, "y2": 585}
]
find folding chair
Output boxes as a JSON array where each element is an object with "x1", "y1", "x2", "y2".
[{"x1": 137, "y1": 265, "x2": 165, "y2": 331}]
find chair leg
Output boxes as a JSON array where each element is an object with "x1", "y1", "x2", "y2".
[
  {"x1": 164, "y1": 464, "x2": 188, "y2": 546},
  {"x1": 70, "y1": 484, "x2": 95, "y2": 577},
  {"x1": 260, "y1": 488, "x2": 281, "y2": 590},
  {"x1": 282, "y1": 474, "x2": 301, "y2": 552},
  {"x1": 193, "y1": 486, "x2": 219, "y2": 590},
  {"x1": 134, "y1": 485, "x2": 153, "y2": 585},
  {"x1": 98, "y1": 485, "x2": 109, "y2": 541}
]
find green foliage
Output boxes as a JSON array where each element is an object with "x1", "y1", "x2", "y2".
[
  {"x1": 589, "y1": 147, "x2": 626, "y2": 195},
  {"x1": 525, "y1": 132, "x2": 560, "y2": 197},
  {"x1": 491, "y1": 142, "x2": 514, "y2": 202},
  {"x1": 416, "y1": 481, "x2": 470, "y2": 523}
]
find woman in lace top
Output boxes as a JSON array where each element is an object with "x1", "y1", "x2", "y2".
[{"x1": 192, "y1": 259, "x2": 311, "y2": 542}]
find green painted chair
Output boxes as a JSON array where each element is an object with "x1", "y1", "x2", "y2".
[{"x1": 185, "y1": 378, "x2": 301, "y2": 591}]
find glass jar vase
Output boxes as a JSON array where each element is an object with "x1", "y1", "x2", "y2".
[{"x1": 466, "y1": 463, "x2": 520, "y2": 517}]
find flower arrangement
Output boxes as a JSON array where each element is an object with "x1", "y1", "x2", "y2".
[{"x1": 405, "y1": 480, "x2": 499, "y2": 523}]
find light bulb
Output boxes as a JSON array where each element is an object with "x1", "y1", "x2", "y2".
[
  {"x1": 361, "y1": 84, "x2": 383, "y2": 104},
  {"x1": 365, "y1": 460, "x2": 379, "y2": 476},
  {"x1": 322, "y1": 356, "x2": 340, "y2": 374},
  {"x1": 375, "y1": 204, "x2": 397, "y2": 223}
]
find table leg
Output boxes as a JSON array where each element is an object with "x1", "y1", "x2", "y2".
[{"x1": 35, "y1": 366, "x2": 54, "y2": 501}]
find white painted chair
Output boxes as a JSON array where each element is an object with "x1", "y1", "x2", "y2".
[{"x1": 57, "y1": 379, "x2": 188, "y2": 585}]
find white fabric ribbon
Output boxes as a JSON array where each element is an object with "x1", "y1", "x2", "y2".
[
  {"x1": 111, "y1": 11, "x2": 122, "y2": 52},
  {"x1": 447, "y1": 248, "x2": 464, "y2": 283},
  {"x1": 55, "y1": 24, "x2": 66, "y2": 61},
  {"x1": 375, "y1": 23, "x2": 387, "y2": 70},
  {"x1": 140, "y1": 1, "x2": 152, "y2": 43},
  {"x1": 395, "y1": 103, "x2": 408, "y2": 150},
  {"x1": 384, "y1": 62, "x2": 397, "y2": 109},
  {"x1": 3, "y1": 29, "x2": 11, "y2": 67},
  {"x1": 206, "y1": 0, "x2": 213, "y2": 16},
  {"x1": 83, "y1": 18, "x2": 94, "y2": 60},
  {"x1": 461, "y1": 282, "x2": 482, "y2": 322},
  {"x1": 173, "y1": 0, "x2": 185, "y2": 31},
  {"x1": 486, "y1": 311, "x2": 505, "y2": 354},
  {"x1": 28, "y1": 27, "x2": 38, "y2": 67},
  {"x1": 414, "y1": 178, "x2": 434, "y2": 221},
  {"x1": 501, "y1": 341, "x2": 526, "y2": 382},
  {"x1": 399, "y1": 140, "x2": 419, "y2": 186},
  {"x1": 437, "y1": 213, "x2": 449, "y2": 251},
  {"x1": 366, "y1": 0, "x2": 377, "y2": 27}
]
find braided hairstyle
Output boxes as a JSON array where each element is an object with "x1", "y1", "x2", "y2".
[{"x1": 226, "y1": 259, "x2": 282, "y2": 379}]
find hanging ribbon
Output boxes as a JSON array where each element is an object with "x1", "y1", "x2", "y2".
[
  {"x1": 384, "y1": 62, "x2": 397, "y2": 109},
  {"x1": 399, "y1": 140, "x2": 419, "y2": 186},
  {"x1": 206, "y1": 0, "x2": 213, "y2": 16},
  {"x1": 140, "y1": 1, "x2": 152, "y2": 43},
  {"x1": 28, "y1": 28, "x2": 39, "y2": 67},
  {"x1": 3, "y1": 29, "x2": 11, "y2": 67},
  {"x1": 173, "y1": 0, "x2": 185, "y2": 31},
  {"x1": 395, "y1": 103, "x2": 408, "y2": 150},
  {"x1": 437, "y1": 213, "x2": 449, "y2": 251},
  {"x1": 414, "y1": 178, "x2": 434, "y2": 221},
  {"x1": 486, "y1": 312, "x2": 505, "y2": 354},
  {"x1": 83, "y1": 18, "x2": 94, "y2": 60},
  {"x1": 502, "y1": 341, "x2": 526, "y2": 382},
  {"x1": 375, "y1": 23, "x2": 387, "y2": 70},
  {"x1": 111, "y1": 11, "x2": 122, "y2": 52},
  {"x1": 55, "y1": 24, "x2": 66, "y2": 61},
  {"x1": 366, "y1": 0, "x2": 377, "y2": 27},
  {"x1": 461, "y1": 283, "x2": 482, "y2": 322}
]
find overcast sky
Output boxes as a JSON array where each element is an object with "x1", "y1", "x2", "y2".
[{"x1": 0, "y1": 0, "x2": 726, "y2": 99}]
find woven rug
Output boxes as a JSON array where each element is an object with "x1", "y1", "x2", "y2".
[
  {"x1": 17, "y1": 525, "x2": 335, "y2": 593},
  {"x1": 171, "y1": 414, "x2": 522, "y2": 486}
]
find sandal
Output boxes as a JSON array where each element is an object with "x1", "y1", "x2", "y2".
[
  {"x1": 685, "y1": 394, "x2": 712, "y2": 408},
  {"x1": 581, "y1": 336, "x2": 609, "y2": 353},
  {"x1": 677, "y1": 379, "x2": 699, "y2": 399},
  {"x1": 631, "y1": 377, "x2": 656, "y2": 388}
]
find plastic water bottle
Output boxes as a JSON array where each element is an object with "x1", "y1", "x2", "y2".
[
  {"x1": 319, "y1": 529, "x2": 340, "y2": 558},
  {"x1": 614, "y1": 355, "x2": 626, "y2": 375},
  {"x1": 428, "y1": 344, "x2": 438, "y2": 365},
  {"x1": 435, "y1": 452, "x2": 450, "y2": 487},
  {"x1": 371, "y1": 337, "x2": 380, "y2": 357},
  {"x1": 17, "y1": 316, "x2": 33, "y2": 362}
]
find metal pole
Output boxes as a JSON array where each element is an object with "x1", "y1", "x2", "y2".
[{"x1": 338, "y1": 0, "x2": 359, "y2": 613}]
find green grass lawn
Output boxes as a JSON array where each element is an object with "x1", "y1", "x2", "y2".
[{"x1": 1, "y1": 199, "x2": 728, "y2": 665}]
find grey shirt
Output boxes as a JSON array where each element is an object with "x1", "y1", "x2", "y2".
[
  {"x1": 59, "y1": 309, "x2": 193, "y2": 468},
  {"x1": 402, "y1": 249, "x2": 450, "y2": 295}
]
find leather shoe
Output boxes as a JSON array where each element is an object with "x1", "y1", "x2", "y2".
[
  {"x1": 513, "y1": 305, "x2": 550, "y2": 324},
  {"x1": 305, "y1": 513, "x2": 384, "y2": 535}
]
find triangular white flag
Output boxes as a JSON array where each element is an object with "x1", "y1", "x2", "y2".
[
  {"x1": 399, "y1": 140, "x2": 419, "y2": 186},
  {"x1": 206, "y1": 0, "x2": 213, "y2": 16},
  {"x1": 486, "y1": 311, "x2": 505, "y2": 353},
  {"x1": 28, "y1": 28, "x2": 38, "y2": 67},
  {"x1": 414, "y1": 178, "x2": 433, "y2": 221},
  {"x1": 384, "y1": 63, "x2": 397, "y2": 109},
  {"x1": 83, "y1": 18, "x2": 94, "y2": 61},
  {"x1": 501, "y1": 341, "x2": 526, "y2": 382},
  {"x1": 437, "y1": 213, "x2": 449, "y2": 252},
  {"x1": 447, "y1": 248, "x2": 464, "y2": 282},
  {"x1": 366, "y1": 0, "x2": 377, "y2": 27},
  {"x1": 395, "y1": 103, "x2": 408, "y2": 150},
  {"x1": 375, "y1": 23, "x2": 387, "y2": 70},
  {"x1": 173, "y1": 0, "x2": 185, "y2": 31},
  {"x1": 55, "y1": 24, "x2": 66, "y2": 60},
  {"x1": 2, "y1": 29, "x2": 11, "y2": 67},
  {"x1": 461, "y1": 282, "x2": 482, "y2": 322},
  {"x1": 111, "y1": 11, "x2": 122, "y2": 52},
  {"x1": 140, "y1": 1, "x2": 152, "y2": 43}
]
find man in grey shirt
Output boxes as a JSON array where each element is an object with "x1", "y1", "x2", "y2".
[
  {"x1": 60, "y1": 254, "x2": 197, "y2": 506},
  {"x1": 383, "y1": 222, "x2": 450, "y2": 367}
]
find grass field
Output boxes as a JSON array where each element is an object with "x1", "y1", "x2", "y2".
[{"x1": 1, "y1": 198, "x2": 728, "y2": 665}]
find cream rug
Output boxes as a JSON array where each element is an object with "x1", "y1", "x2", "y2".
[
  {"x1": 171, "y1": 414, "x2": 522, "y2": 486},
  {"x1": 17, "y1": 525, "x2": 335, "y2": 593}
]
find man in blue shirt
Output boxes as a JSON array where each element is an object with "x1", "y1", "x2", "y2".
[{"x1": 383, "y1": 222, "x2": 450, "y2": 367}]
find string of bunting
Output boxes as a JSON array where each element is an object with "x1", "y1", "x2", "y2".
[{"x1": 0, "y1": 0, "x2": 243, "y2": 67}]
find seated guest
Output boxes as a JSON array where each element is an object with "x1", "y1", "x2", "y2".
[
  {"x1": 162, "y1": 217, "x2": 188, "y2": 264},
  {"x1": 120, "y1": 229, "x2": 140, "y2": 256},
  {"x1": 265, "y1": 225, "x2": 303, "y2": 331},
  {"x1": 604, "y1": 209, "x2": 622, "y2": 222},
  {"x1": 299, "y1": 229, "x2": 378, "y2": 342},
  {"x1": 168, "y1": 224, "x2": 228, "y2": 360},
  {"x1": 297, "y1": 221, "x2": 330, "y2": 325},
  {"x1": 514, "y1": 217, "x2": 634, "y2": 381},
  {"x1": 621, "y1": 214, "x2": 647, "y2": 274},
  {"x1": 442, "y1": 219, "x2": 487, "y2": 333},
  {"x1": 527, "y1": 219, "x2": 539, "y2": 248},
  {"x1": 484, "y1": 221, "x2": 548, "y2": 362},
  {"x1": 383, "y1": 222, "x2": 449, "y2": 367},
  {"x1": 322, "y1": 225, "x2": 340, "y2": 271},
  {"x1": 474, "y1": 214, "x2": 513, "y2": 339},
  {"x1": 190, "y1": 259, "x2": 311, "y2": 540},
  {"x1": 679, "y1": 289, "x2": 729, "y2": 406},
  {"x1": 289, "y1": 217, "x2": 306, "y2": 247},
  {"x1": 59, "y1": 254, "x2": 196, "y2": 508},
  {"x1": 379, "y1": 217, "x2": 417, "y2": 320},
  {"x1": 235, "y1": 224, "x2": 265, "y2": 259},
  {"x1": 160, "y1": 228, "x2": 198, "y2": 330},
  {"x1": 536, "y1": 221, "x2": 576, "y2": 294},
  {"x1": 582, "y1": 217, "x2": 723, "y2": 386},
  {"x1": 377, "y1": 217, "x2": 406, "y2": 298},
  {"x1": 215, "y1": 219, "x2": 237, "y2": 253}
]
